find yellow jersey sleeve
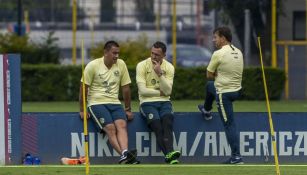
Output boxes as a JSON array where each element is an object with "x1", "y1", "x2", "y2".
[
  {"x1": 119, "y1": 59, "x2": 131, "y2": 86},
  {"x1": 207, "y1": 51, "x2": 220, "y2": 73}
]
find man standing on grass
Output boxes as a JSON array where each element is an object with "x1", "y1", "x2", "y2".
[
  {"x1": 79, "y1": 40, "x2": 139, "y2": 164},
  {"x1": 136, "y1": 41, "x2": 181, "y2": 164},
  {"x1": 198, "y1": 27, "x2": 244, "y2": 164}
]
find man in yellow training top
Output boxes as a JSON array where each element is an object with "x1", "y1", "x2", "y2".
[
  {"x1": 79, "y1": 40, "x2": 138, "y2": 164},
  {"x1": 198, "y1": 27, "x2": 244, "y2": 164},
  {"x1": 136, "y1": 41, "x2": 181, "y2": 164}
]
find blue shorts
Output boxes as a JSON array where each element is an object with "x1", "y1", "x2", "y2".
[
  {"x1": 88, "y1": 104, "x2": 126, "y2": 130},
  {"x1": 140, "y1": 101, "x2": 173, "y2": 124}
]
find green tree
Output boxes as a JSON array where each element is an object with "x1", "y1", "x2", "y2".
[
  {"x1": 0, "y1": 32, "x2": 61, "y2": 64},
  {"x1": 89, "y1": 34, "x2": 150, "y2": 66}
]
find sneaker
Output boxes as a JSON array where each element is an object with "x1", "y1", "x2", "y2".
[
  {"x1": 223, "y1": 156, "x2": 244, "y2": 164},
  {"x1": 198, "y1": 104, "x2": 212, "y2": 120},
  {"x1": 126, "y1": 158, "x2": 141, "y2": 164},
  {"x1": 169, "y1": 159, "x2": 179, "y2": 164},
  {"x1": 78, "y1": 156, "x2": 86, "y2": 164},
  {"x1": 119, "y1": 149, "x2": 137, "y2": 164},
  {"x1": 165, "y1": 151, "x2": 181, "y2": 163},
  {"x1": 61, "y1": 157, "x2": 86, "y2": 165}
]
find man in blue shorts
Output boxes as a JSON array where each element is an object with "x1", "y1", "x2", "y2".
[
  {"x1": 136, "y1": 41, "x2": 180, "y2": 164},
  {"x1": 198, "y1": 27, "x2": 244, "y2": 164},
  {"x1": 79, "y1": 40, "x2": 138, "y2": 164}
]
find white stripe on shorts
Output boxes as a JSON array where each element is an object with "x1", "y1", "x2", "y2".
[
  {"x1": 219, "y1": 93, "x2": 227, "y2": 122},
  {"x1": 88, "y1": 106, "x2": 103, "y2": 130}
]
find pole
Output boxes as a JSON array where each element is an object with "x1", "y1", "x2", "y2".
[
  {"x1": 90, "y1": 11, "x2": 95, "y2": 48},
  {"x1": 172, "y1": 0, "x2": 177, "y2": 67},
  {"x1": 17, "y1": 0, "x2": 22, "y2": 36},
  {"x1": 258, "y1": 37, "x2": 281, "y2": 175},
  {"x1": 271, "y1": 0, "x2": 277, "y2": 67},
  {"x1": 155, "y1": 0, "x2": 161, "y2": 39},
  {"x1": 72, "y1": 0, "x2": 77, "y2": 65},
  {"x1": 305, "y1": 0, "x2": 307, "y2": 99},
  {"x1": 24, "y1": 10, "x2": 29, "y2": 33},
  {"x1": 81, "y1": 39, "x2": 90, "y2": 175},
  {"x1": 244, "y1": 9, "x2": 251, "y2": 66},
  {"x1": 196, "y1": 0, "x2": 201, "y2": 45},
  {"x1": 284, "y1": 45, "x2": 289, "y2": 100}
]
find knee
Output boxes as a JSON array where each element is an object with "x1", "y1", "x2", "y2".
[
  {"x1": 114, "y1": 119, "x2": 127, "y2": 131},
  {"x1": 104, "y1": 124, "x2": 117, "y2": 136},
  {"x1": 161, "y1": 114, "x2": 174, "y2": 126},
  {"x1": 149, "y1": 119, "x2": 163, "y2": 133}
]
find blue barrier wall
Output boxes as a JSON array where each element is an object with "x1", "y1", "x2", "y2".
[
  {"x1": 20, "y1": 112, "x2": 307, "y2": 164},
  {"x1": 0, "y1": 54, "x2": 21, "y2": 165}
]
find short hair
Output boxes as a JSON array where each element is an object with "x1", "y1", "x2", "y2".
[
  {"x1": 152, "y1": 41, "x2": 167, "y2": 53},
  {"x1": 104, "y1": 40, "x2": 119, "y2": 51},
  {"x1": 213, "y1": 27, "x2": 232, "y2": 42}
]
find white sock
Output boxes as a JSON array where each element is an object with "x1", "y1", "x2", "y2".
[{"x1": 122, "y1": 149, "x2": 128, "y2": 155}]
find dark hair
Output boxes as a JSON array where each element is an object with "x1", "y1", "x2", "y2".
[
  {"x1": 213, "y1": 27, "x2": 232, "y2": 42},
  {"x1": 104, "y1": 40, "x2": 119, "y2": 51},
  {"x1": 153, "y1": 41, "x2": 167, "y2": 53}
]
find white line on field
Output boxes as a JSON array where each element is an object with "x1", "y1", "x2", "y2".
[{"x1": 1, "y1": 164, "x2": 307, "y2": 168}]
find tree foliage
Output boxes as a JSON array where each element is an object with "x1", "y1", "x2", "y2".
[
  {"x1": 89, "y1": 34, "x2": 151, "y2": 66},
  {"x1": 0, "y1": 32, "x2": 61, "y2": 64}
]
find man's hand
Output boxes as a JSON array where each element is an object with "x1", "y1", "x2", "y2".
[
  {"x1": 79, "y1": 112, "x2": 90, "y2": 119},
  {"x1": 126, "y1": 111, "x2": 134, "y2": 121},
  {"x1": 152, "y1": 60, "x2": 163, "y2": 76}
]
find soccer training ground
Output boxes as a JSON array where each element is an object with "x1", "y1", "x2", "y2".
[{"x1": 1, "y1": 164, "x2": 307, "y2": 175}]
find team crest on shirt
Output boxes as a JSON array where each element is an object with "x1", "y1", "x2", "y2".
[
  {"x1": 102, "y1": 81, "x2": 108, "y2": 87},
  {"x1": 114, "y1": 70, "x2": 120, "y2": 77},
  {"x1": 151, "y1": 79, "x2": 156, "y2": 85},
  {"x1": 109, "y1": 82, "x2": 116, "y2": 86}
]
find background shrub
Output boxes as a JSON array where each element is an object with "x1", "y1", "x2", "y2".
[{"x1": 21, "y1": 65, "x2": 285, "y2": 101}]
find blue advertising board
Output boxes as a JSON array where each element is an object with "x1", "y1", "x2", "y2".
[
  {"x1": 20, "y1": 112, "x2": 307, "y2": 164},
  {"x1": 0, "y1": 54, "x2": 21, "y2": 165}
]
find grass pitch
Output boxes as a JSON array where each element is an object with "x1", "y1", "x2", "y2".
[
  {"x1": 1, "y1": 164, "x2": 307, "y2": 175},
  {"x1": 22, "y1": 100, "x2": 307, "y2": 112}
]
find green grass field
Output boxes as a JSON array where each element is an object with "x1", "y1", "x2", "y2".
[
  {"x1": 22, "y1": 100, "x2": 307, "y2": 112},
  {"x1": 0, "y1": 165, "x2": 307, "y2": 175}
]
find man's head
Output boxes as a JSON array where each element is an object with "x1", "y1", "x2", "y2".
[
  {"x1": 104, "y1": 40, "x2": 120, "y2": 65},
  {"x1": 212, "y1": 27, "x2": 232, "y2": 49},
  {"x1": 151, "y1": 41, "x2": 167, "y2": 64}
]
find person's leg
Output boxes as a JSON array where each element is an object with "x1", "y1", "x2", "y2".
[
  {"x1": 88, "y1": 105, "x2": 121, "y2": 154},
  {"x1": 111, "y1": 104, "x2": 139, "y2": 164},
  {"x1": 204, "y1": 81, "x2": 217, "y2": 111},
  {"x1": 216, "y1": 92, "x2": 242, "y2": 164},
  {"x1": 149, "y1": 119, "x2": 166, "y2": 154},
  {"x1": 198, "y1": 81, "x2": 216, "y2": 120},
  {"x1": 110, "y1": 105, "x2": 128, "y2": 153},
  {"x1": 160, "y1": 102, "x2": 174, "y2": 153},
  {"x1": 160, "y1": 101, "x2": 180, "y2": 164},
  {"x1": 140, "y1": 102, "x2": 166, "y2": 155},
  {"x1": 104, "y1": 123, "x2": 122, "y2": 154},
  {"x1": 113, "y1": 119, "x2": 128, "y2": 153},
  {"x1": 161, "y1": 114, "x2": 174, "y2": 153}
]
